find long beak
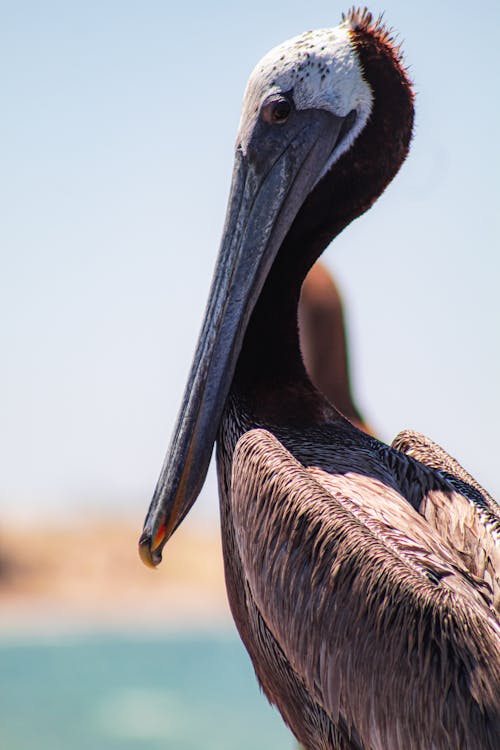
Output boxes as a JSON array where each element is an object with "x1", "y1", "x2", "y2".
[{"x1": 139, "y1": 108, "x2": 348, "y2": 567}]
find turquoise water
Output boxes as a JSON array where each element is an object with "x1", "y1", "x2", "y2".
[{"x1": 0, "y1": 631, "x2": 294, "y2": 749}]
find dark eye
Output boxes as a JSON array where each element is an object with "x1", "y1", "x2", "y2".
[{"x1": 261, "y1": 96, "x2": 292, "y2": 124}]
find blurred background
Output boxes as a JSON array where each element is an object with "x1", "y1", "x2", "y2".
[{"x1": 1, "y1": 1, "x2": 499, "y2": 748}]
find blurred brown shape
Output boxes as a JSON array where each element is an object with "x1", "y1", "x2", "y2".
[{"x1": 299, "y1": 261, "x2": 371, "y2": 434}]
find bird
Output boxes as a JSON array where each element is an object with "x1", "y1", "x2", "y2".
[
  {"x1": 299, "y1": 261, "x2": 370, "y2": 434},
  {"x1": 139, "y1": 8, "x2": 500, "y2": 749}
]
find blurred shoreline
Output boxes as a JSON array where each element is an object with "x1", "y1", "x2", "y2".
[{"x1": 0, "y1": 519, "x2": 231, "y2": 638}]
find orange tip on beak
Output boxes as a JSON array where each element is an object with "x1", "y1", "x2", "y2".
[{"x1": 138, "y1": 521, "x2": 167, "y2": 569}]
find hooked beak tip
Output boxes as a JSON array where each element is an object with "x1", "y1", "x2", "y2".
[{"x1": 138, "y1": 531, "x2": 164, "y2": 569}]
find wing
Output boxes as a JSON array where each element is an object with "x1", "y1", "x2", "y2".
[
  {"x1": 391, "y1": 429, "x2": 500, "y2": 609},
  {"x1": 232, "y1": 429, "x2": 500, "y2": 750},
  {"x1": 392, "y1": 429, "x2": 498, "y2": 509}
]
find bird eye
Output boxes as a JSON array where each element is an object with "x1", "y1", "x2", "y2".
[{"x1": 261, "y1": 96, "x2": 292, "y2": 124}]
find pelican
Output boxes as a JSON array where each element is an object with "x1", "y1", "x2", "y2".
[{"x1": 139, "y1": 8, "x2": 500, "y2": 749}]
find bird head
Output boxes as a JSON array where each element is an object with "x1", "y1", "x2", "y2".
[{"x1": 139, "y1": 9, "x2": 414, "y2": 567}]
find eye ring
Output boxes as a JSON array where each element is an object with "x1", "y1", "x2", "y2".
[{"x1": 261, "y1": 96, "x2": 292, "y2": 124}]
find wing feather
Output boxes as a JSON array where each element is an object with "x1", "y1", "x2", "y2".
[
  {"x1": 392, "y1": 429, "x2": 500, "y2": 609},
  {"x1": 232, "y1": 428, "x2": 500, "y2": 750}
]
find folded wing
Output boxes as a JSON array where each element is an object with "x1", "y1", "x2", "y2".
[
  {"x1": 392, "y1": 429, "x2": 500, "y2": 610},
  {"x1": 232, "y1": 428, "x2": 500, "y2": 750}
]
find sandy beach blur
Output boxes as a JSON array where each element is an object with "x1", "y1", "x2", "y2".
[
  {"x1": 0, "y1": 519, "x2": 230, "y2": 635},
  {"x1": 0, "y1": 521, "x2": 296, "y2": 750}
]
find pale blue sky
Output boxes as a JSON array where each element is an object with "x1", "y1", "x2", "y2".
[{"x1": 1, "y1": 1, "x2": 499, "y2": 523}]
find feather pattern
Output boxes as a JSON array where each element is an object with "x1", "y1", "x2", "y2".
[
  {"x1": 392, "y1": 429, "x2": 500, "y2": 610},
  {"x1": 228, "y1": 427, "x2": 500, "y2": 750},
  {"x1": 216, "y1": 393, "x2": 500, "y2": 749}
]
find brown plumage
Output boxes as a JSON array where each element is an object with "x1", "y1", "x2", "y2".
[{"x1": 140, "y1": 8, "x2": 500, "y2": 749}]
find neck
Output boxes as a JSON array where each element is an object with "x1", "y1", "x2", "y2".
[
  {"x1": 232, "y1": 23, "x2": 414, "y2": 425},
  {"x1": 231, "y1": 131, "x2": 369, "y2": 423},
  {"x1": 232, "y1": 220, "x2": 339, "y2": 425},
  {"x1": 234, "y1": 259, "x2": 304, "y2": 384}
]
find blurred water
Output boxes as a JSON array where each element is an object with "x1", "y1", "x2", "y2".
[{"x1": 0, "y1": 631, "x2": 293, "y2": 749}]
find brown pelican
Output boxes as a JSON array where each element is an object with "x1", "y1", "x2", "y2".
[
  {"x1": 139, "y1": 8, "x2": 500, "y2": 749},
  {"x1": 299, "y1": 262, "x2": 370, "y2": 434}
]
